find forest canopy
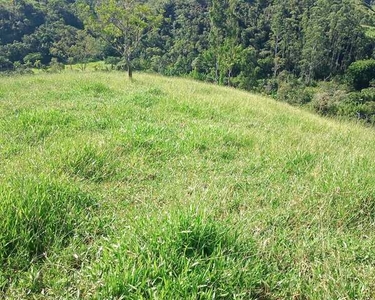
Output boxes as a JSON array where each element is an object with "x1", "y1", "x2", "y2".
[{"x1": 1, "y1": 0, "x2": 375, "y2": 118}]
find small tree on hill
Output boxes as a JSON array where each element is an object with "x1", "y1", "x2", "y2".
[{"x1": 79, "y1": 0, "x2": 161, "y2": 78}]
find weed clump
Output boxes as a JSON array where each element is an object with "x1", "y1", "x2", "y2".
[
  {"x1": 89, "y1": 211, "x2": 266, "y2": 299},
  {"x1": 63, "y1": 144, "x2": 118, "y2": 182},
  {"x1": 345, "y1": 196, "x2": 375, "y2": 228},
  {"x1": 0, "y1": 176, "x2": 96, "y2": 289},
  {"x1": 80, "y1": 82, "x2": 113, "y2": 97},
  {"x1": 129, "y1": 87, "x2": 164, "y2": 108},
  {"x1": 4, "y1": 109, "x2": 73, "y2": 146}
]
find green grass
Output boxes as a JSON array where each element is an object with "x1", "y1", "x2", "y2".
[
  {"x1": 0, "y1": 177, "x2": 96, "y2": 281},
  {"x1": 1, "y1": 71, "x2": 375, "y2": 299}
]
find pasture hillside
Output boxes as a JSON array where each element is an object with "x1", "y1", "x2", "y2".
[{"x1": 1, "y1": 72, "x2": 375, "y2": 299}]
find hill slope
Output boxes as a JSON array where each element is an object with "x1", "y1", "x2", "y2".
[{"x1": 1, "y1": 72, "x2": 375, "y2": 299}]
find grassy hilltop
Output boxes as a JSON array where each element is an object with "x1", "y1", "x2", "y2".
[{"x1": 1, "y1": 72, "x2": 375, "y2": 299}]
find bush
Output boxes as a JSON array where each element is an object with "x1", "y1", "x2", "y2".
[
  {"x1": 313, "y1": 86, "x2": 375, "y2": 122},
  {"x1": 346, "y1": 59, "x2": 375, "y2": 91},
  {"x1": 312, "y1": 89, "x2": 347, "y2": 116},
  {"x1": 0, "y1": 56, "x2": 13, "y2": 71},
  {"x1": 276, "y1": 72, "x2": 313, "y2": 105},
  {"x1": 233, "y1": 71, "x2": 259, "y2": 91},
  {"x1": 260, "y1": 78, "x2": 278, "y2": 95},
  {"x1": 6, "y1": 61, "x2": 34, "y2": 75},
  {"x1": 115, "y1": 59, "x2": 128, "y2": 71},
  {"x1": 347, "y1": 87, "x2": 375, "y2": 103},
  {"x1": 23, "y1": 53, "x2": 42, "y2": 65},
  {"x1": 337, "y1": 88, "x2": 375, "y2": 121},
  {"x1": 104, "y1": 56, "x2": 121, "y2": 69},
  {"x1": 335, "y1": 100, "x2": 375, "y2": 122},
  {"x1": 49, "y1": 58, "x2": 65, "y2": 73},
  {"x1": 277, "y1": 82, "x2": 312, "y2": 105}
]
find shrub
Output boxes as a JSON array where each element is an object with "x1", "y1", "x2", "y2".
[
  {"x1": 49, "y1": 58, "x2": 65, "y2": 73},
  {"x1": 276, "y1": 72, "x2": 313, "y2": 105},
  {"x1": 277, "y1": 82, "x2": 312, "y2": 105},
  {"x1": 23, "y1": 53, "x2": 42, "y2": 65},
  {"x1": 335, "y1": 100, "x2": 375, "y2": 122},
  {"x1": 0, "y1": 56, "x2": 13, "y2": 71},
  {"x1": 312, "y1": 89, "x2": 347, "y2": 116},
  {"x1": 351, "y1": 87, "x2": 375, "y2": 103},
  {"x1": 7, "y1": 61, "x2": 34, "y2": 75},
  {"x1": 261, "y1": 78, "x2": 278, "y2": 95},
  {"x1": 336, "y1": 88, "x2": 375, "y2": 121},
  {"x1": 346, "y1": 59, "x2": 375, "y2": 91},
  {"x1": 104, "y1": 56, "x2": 121, "y2": 69},
  {"x1": 233, "y1": 71, "x2": 259, "y2": 91},
  {"x1": 34, "y1": 60, "x2": 43, "y2": 69},
  {"x1": 313, "y1": 87, "x2": 375, "y2": 122}
]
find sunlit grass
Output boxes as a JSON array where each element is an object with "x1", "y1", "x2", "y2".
[{"x1": 1, "y1": 71, "x2": 375, "y2": 299}]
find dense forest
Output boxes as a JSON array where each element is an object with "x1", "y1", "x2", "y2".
[{"x1": 1, "y1": 0, "x2": 375, "y2": 120}]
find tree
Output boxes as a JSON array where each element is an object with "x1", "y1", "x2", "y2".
[
  {"x1": 79, "y1": 0, "x2": 161, "y2": 78},
  {"x1": 51, "y1": 29, "x2": 103, "y2": 70},
  {"x1": 154, "y1": 0, "x2": 210, "y2": 77},
  {"x1": 209, "y1": 0, "x2": 241, "y2": 85},
  {"x1": 301, "y1": 0, "x2": 366, "y2": 82}
]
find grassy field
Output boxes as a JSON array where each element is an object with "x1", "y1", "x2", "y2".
[{"x1": 1, "y1": 71, "x2": 375, "y2": 299}]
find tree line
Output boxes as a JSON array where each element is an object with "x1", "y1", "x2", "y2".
[{"x1": 1, "y1": 0, "x2": 375, "y2": 121}]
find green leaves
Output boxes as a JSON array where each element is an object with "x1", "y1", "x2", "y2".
[
  {"x1": 80, "y1": 0, "x2": 161, "y2": 58},
  {"x1": 347, "y1": 59, "x2": 375, "y2": 90}
]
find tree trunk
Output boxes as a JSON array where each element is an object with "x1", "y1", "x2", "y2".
[
  {"x1": 127, "y1": 55, "x2": 132, "y2": 79},
  {"x1": 215, "y1": 59, "x2": 219, "y2": 84},
  {"x1": 128, "y1": 64, "x2": 133, "y2": 78},
  {"x1": 273, "y1": 33, "x2": 279, "y2": 78}
]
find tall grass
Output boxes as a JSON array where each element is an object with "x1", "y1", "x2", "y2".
[
  {"x1": 88, "y1": 210, "x2": 267, "y2": 299},
  {"x1": 0, "y1": 176, "x2": 95, "y2": 291},
  {"x1": 1, "y1": 71, "x2": 375, "y2": 298}
]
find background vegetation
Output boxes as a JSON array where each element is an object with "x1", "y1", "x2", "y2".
[{"x1": 2, "y1": 0, "x2": 375, "y2": 121}]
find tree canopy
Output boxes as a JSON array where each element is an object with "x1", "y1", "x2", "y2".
[{"x1": 1, "y1": 0, "x2": 375, "y2": 85}]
